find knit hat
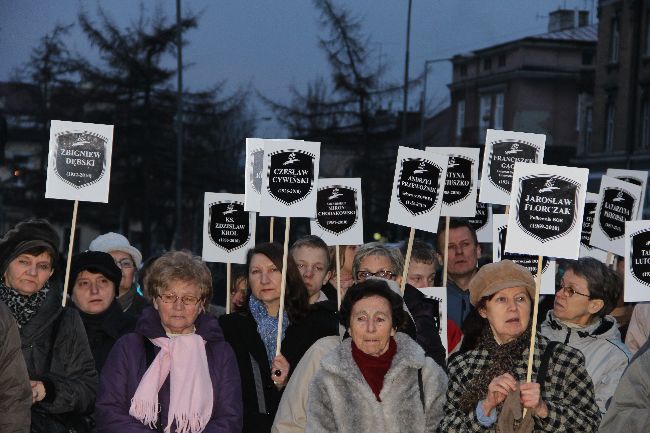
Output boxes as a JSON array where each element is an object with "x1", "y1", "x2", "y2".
[
  {"x1": 0, "y1": 219, "x2": 60, "y2": 273},
  {"x1": 468, "y1": 260, "x2": 536, "y2": 306},
  {"x1": 89, "y1": 232, "x2": 142, "y2": 268},
  {"x1": 69, "y1": 251, "x2": 122, "y2": 295}
]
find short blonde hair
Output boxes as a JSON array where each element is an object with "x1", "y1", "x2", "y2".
[{"x1": 145, "y1": 250, "x2": 213, "y2": 304}]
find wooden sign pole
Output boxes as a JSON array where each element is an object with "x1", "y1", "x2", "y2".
[
  {"x1": 275, "y1": 216, "x2": 291, "y2": 356},
  {"x1": 522, "y1": 255, "x2": 544, "y2": 418},
  {"x1": 225, "y1": 262, "x2": 232, "y2": 314},
  {"x1": 270, "y1": 216, "x2": 275, "y2": 243},
  {"x1": 61, "y1": 200, "x2": 79, "y2": 307},
  {"x1": 400, "y1": 227, "x2": 416, "y2": 295},
  {"x1": 336, "y1": 245, "x2": 342, "y2": 310},
  {"x1": 442, "y1": 216, "x2": 450, "y2": 287}
]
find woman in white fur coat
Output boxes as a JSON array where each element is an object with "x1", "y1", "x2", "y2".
[{"x1": 305, "y1": 279, "x2": 447, "y2": 433}]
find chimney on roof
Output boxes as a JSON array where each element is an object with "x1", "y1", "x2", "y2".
[{"x1": 548, "y1": 9, "x2": 589, "y2": 32}]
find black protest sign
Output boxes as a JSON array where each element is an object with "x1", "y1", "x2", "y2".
[
  {"x1": 250, "y1": 148, "x2": 264, "y2": 194},
  {"x1": 498, "y1": 224, "x2": 550, "y2": 274},
  {"x1": 397, "y1": 158, "x2": 443, "y2": 216},
  {"x1": 516, "y1": 175, "x2": 579, "y2": 243},
  {"x1": 581, "y1": 201, "x2": 597, "y2": 248},
  {"x1": 488, "y1": 140, "x2": 539, "y2": 193},
  {"x1": 629, "y1": 228, "x2": 650, "y2": 287},
  {"x1": 267, "y1": 149, "x2": 315, "y2": 206},
  {"x1": 316, "y1": 185, "x2": 358, "y2": 235},
  {"x1": 469, "y1": 200, "x2": 489, "y2": 232},
  {"x1": 208, "y1": 201, "x2": 251, "y2": 252},
  {"x1": 443, "y1": 155, "x2": 473, "y2": 206},
  {"x1": 54, "y1": 130, "x2": 107, "y2": 188},
  {"x1": 599, "y1": 188, "x2": 636, "y2": 240}
]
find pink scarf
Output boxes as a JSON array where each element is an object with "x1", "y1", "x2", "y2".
[{"x1": 129, "y1": 334, "x2": 213, "y2": 433}]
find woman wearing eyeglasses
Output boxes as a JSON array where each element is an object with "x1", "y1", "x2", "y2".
[
  {"x1": 96, "y1": 250, "x2": 243, "y2": 433},
  {"x1": 540, "y1": 257, "x2": 631, "y2": 416},
  {"x1": 219, "y1": 243, "x2": 338, "y2": 433}
]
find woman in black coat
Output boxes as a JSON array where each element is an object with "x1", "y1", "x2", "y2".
[{"x1": 219, "y1": 243, "x2": 338, "y2": 433}]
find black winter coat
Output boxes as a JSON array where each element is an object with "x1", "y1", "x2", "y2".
[
  {"x1": 19, "y1": 289, "x2": 98, "y2": 431},
  {"x1": 403, "y1": 284, "x2": 448, "y2": 369},
  {"x1": 219, "y1": 302, "x2": 338, "y2": 433}
]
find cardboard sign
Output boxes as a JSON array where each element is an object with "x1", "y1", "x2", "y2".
[
  {"x1": 590, "y1": 175, "x2": 642, "y2": 256},
  {"x1": 607, "y1": 168, "x2": 648, "y2": 218},
  {"x1": 259, "y1": 140, "x2": 320, "y2": 218},
  {"x1": 494, "y1": 214, "x2": 556, "y2": 295},
  {"x1": 202, "y1": 193, "x2": 256, "y2": 264},
  {"x1": 244, "y1": 138, "x2": 265, "y2": 212},
  {"x1": 310, "y1": 178, "x2": 364, "y2": 245},
  {"x1": 505, "y1": 163, "x2": 588, "y2": 260},
  {"x1": 45, "y1": 120, "x2": 114, "y2": 202},
  {"x1": 416, "y1": 287, "x2": 448, "y2": 355},
  {"x1": 479, "y1": 129, "x2": 546, "y2": 205},
  {"x1": 387, "y1": 146, "x2": 447, "y2": 233},
  {"x1": 468, "y1": 192, "x2": 493, "y2": 243},
  {"x1": 625, "y1": 220, "x2": 650, "y2": 302},
  {"x1": 580, "y1": 192, "x2": 608, "y2": 261},
  {"x1": 426, "y1": 147, "x2": 480, "y2": 217}
]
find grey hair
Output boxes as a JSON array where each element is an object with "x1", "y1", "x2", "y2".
[{"x1": 352, "y1": 242, "x2": 404, "y2": 280}]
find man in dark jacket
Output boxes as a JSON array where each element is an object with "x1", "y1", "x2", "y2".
[{"x1": 0, "y1": 301, "x2": 31, "y2": 433}]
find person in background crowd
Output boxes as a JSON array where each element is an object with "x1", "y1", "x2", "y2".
[
  {"x1": 436, "y1": 218, "x2": 481, "y2": 332},
  {"x1": 69, "y1": 251, "x2": 137, "y2": 373},
  {"x1": 306, "y1": 279, "x2": 447, "y2": 432},
  {"x1": 96, "y1": 250, "x2": 243, "y2": 433},
  {"x1": 0, "y1": 301, "x2": 32, "y2": 433},
  {"x1": 137, "y1": 254, "x2": 160, "y2": 302},
  {"x1": 0, "y1": 219, "x2": 97, "y2": 433},
  {"x1": 291, "y1": 236, "x2": 332, "y2": 304},
  {"x1": 352, "y1": 242, "x2": 447, "y2": 368},
  {"x1": 540, "y1": 257, "x2": 630, "y2": 415},
  {"x1": 626, "y1": 302, "x2": 650, "y2": 354},
  {"x1": 327, "y1": 245, "x2": 358, "y2": 297},
  {"x1": 219, "y1": 243, "x2": 338, "y2": 433},
  {"x1": 89, "y1": 232, "x2": 149, "y2": 317},
  {"x1": 610, "y1": 256, "x2": 634, "y2": 339},
  {"x1": 229, "y1": 265, "x2": 248, "y2": 313},
  {"x1": 599, "y1": 339, "x2": 650, "y2": 433},
  {"x1": 400, "y1": 239, "x2": 463, "y2": 353},
  {"x1": 439, "y1": 260, "x2": 600, "y2": 432}
]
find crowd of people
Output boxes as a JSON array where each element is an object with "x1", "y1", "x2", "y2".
[{"x1": 1, "y1": 216, "x2": 649, "y2": 432}]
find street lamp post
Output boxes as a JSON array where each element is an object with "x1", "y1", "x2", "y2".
[
  {"x1": 401, "y1": 0, "x2": 413, "y2": 142},
  {"x1": 174, "y1": 0, "x2": 183, "y2": 249},
  {"x1": 419, "y1": 58, "x2": 450, "y2": 148}
]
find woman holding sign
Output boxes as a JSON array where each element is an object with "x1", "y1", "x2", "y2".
[
  {"x1": 219, "y1": 243, "x2": 338, "y2": 433},
  {"x1": 438, "y1": 260, "x2": 600, "y2": 433},
  {"x1": 0, "y1": 219, "x2": 97, "y2": 433}
]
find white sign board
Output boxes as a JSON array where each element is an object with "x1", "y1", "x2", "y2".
[
  {"x1": 607, "y1": 168, "x2": 648, "y2": 218},
  {"x1": 202, "y1": 193, "x2": 256, "y2": 264},
  {"x1": 590, "y1": 175, "x2": 642, "y2": 256},
  {"x1": 310, "y1": 178, "x2": 364, "y2": 245},
  {"x1": 244, "y1": 138, "x2": 265, "y2": 212},
  {"x1": 426, "y1": 147, "x2": 480, "y2": 217},
  {"x1": 580, "y1": 192, "x2": 608, "y2": 261},
  {"x1": 387, "y1": 146, "x2": 447, "y2": 233},
  {"x1": 416, "y1": 286, "x2": 448, "y2": 356},
  {"x1": 468, "y1": 191, "x2": 493, "y2": 243},
  {"x1": 259, "y1": 140, "x2": 320, "y2": 218},
  {"x1": 45, "y1": 120, "x2": 114, "y2": 203},
  {"x1": 494, "y1": 214, "x2": 556, "y2": 295},
  {"x1": 479, "y1": 129, "x2": 546, "y2": 205},
  {"x1": 505, "y1": 163, "x2": 588, "y2": 260},
  {"x1": 625, "y1": 220, "x2": 650, "y2": 302}
]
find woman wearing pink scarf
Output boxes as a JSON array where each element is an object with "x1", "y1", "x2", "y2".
[{"x1": 96, "y1": 251, "x2": 243, "y2": 433}]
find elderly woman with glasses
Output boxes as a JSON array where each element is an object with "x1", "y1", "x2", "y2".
[
  {"x1": 96, "y1": 250, "x2": 243, "y2": 433},
  {"x1": 540, "y1": 257, "x2": 631, "y2": 415},
  {"x1": 438, "y1": 260, "x2": 600, "y2": 433}
]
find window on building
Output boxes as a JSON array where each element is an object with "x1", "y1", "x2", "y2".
[
  {"x1": 498, "y1": 54, "x2": 506, "y2": 67},
  {"x1": 605, "y1": 102, "x2": 616, "y2": 151},
  {"x1": 494, "y1": 93, "x2": 504, "y2": 130},
  {"x1": 456, "y1": 100, "x2": 465, "y2": 137},
  {"x1": 642, "y1": 98, "x2": 650, "y2": 149},
  {"x1": 483, "y1": 57, "x2": 492, "y2": 71},
  {"x1": 610, "y1": 17, "x2": 620, "y2": 63},
  {"x1": 582, "y1": 51, "x2": 593, "y2": 65},
  {"x1": 460, "y1": 64, "x2": 467, "y2": 77},
  {"x1": 646, "y1": 10, "x2": 650, "y2": 56},
  {"x1": 479, "y1": 94, "x2": 492, "y2": 143},
  {"x1": 583, "y1": 107, "x2": 593, "y2": 153}
]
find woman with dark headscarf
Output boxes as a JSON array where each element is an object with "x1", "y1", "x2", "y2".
[
  {"x1": 0, "y1": 219, "x2": 97, "y2": 433},
  {"x1": 219, "y1": 242, "x2": 338, "y2": 433}
]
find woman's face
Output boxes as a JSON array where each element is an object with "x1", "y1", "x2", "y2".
[
  {"x1": 4, "y1": 252, "x2": 53, "y2": 296},
  {"x1": 348, "y1": 295, "x2": 396, "y2": 357},
  {"x1": 479, "y1": 286, "x2": 531, "y2": 344},
  {"x1": 154, "y1": 279, "x2": 203, "y2": 335},
  {"x1": 72, "y1": 270, "x2": 115, "y2": 315},
  {"x1": 109, "y1": 251, "x2": 135, "y2": 295},
  {"x1": 230, "y1": 276, "x2": 247, "y2": 311},
  {"x1": 248, "y1": 253, "x2": 282, "y2": 306}
]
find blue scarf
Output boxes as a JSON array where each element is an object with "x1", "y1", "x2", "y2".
[{"x1": 249, "y1": 295, "x2": 289, "y2": 365}]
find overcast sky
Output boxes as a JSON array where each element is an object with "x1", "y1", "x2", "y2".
[{"x1": 0, "y1": 0, "x2": 596, "y2": 135}]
